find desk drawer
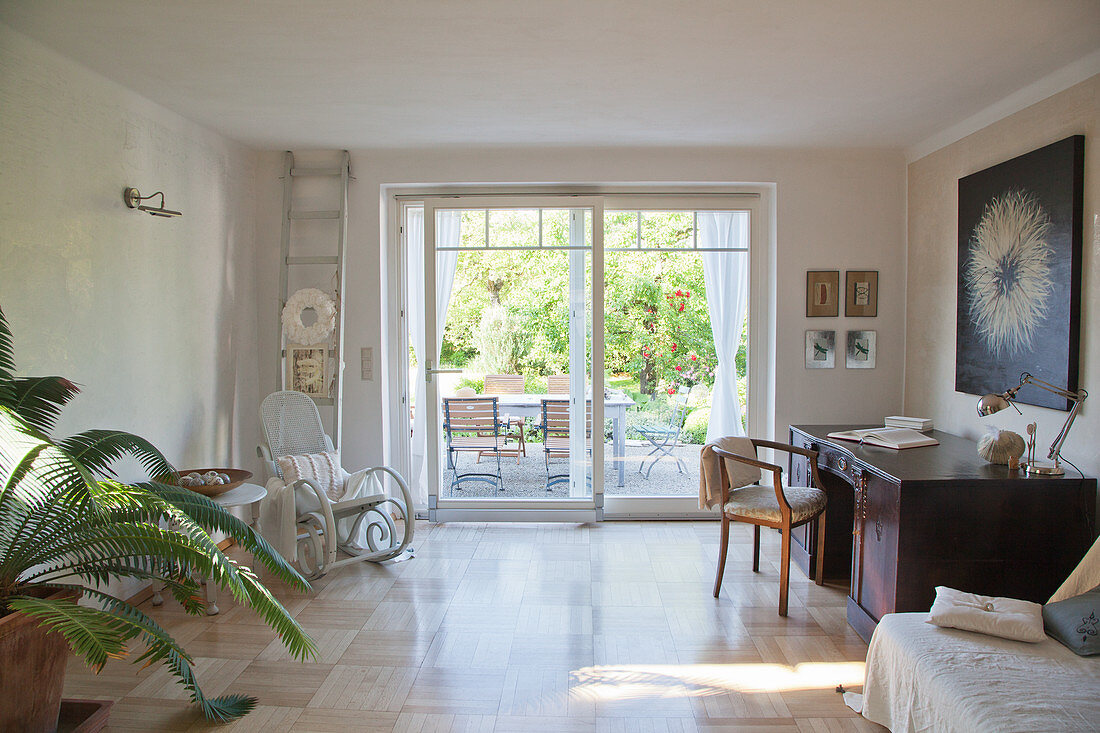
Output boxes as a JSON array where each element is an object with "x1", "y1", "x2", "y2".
[{"x1": 797, "y1": 437, "x2": 858, "y2": 482}]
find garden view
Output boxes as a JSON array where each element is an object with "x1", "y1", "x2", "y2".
[{"x1": 432, "y1": 209, "x2": 748, "y2": 454}]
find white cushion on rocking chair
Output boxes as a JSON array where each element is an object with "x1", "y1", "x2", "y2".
[
  {"x1": 723, "y1": 484, "x2": 826, "y2": 524},
  {"x1": 277, "y1": 451, "x2": 349, "y2": 501}
]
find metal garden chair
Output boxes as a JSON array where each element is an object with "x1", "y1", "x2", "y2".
[
  {"x1": 636, "y1": 387, "x2": 692, "y2": 478},
  {"x1": 258, "y1": 390, "x2": 414, "y2": 579},
  {"x1": 539, "y1": 398, "x2": 592, "y2": 491},
  {"x1": 443, "y1": 396, "x2": 508, "y2": 493}
]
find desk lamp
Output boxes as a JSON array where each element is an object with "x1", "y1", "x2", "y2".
[{"x1": 976, "y1": 371, "x2": 1087, "y2": 475}]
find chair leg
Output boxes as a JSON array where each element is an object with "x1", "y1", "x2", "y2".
[
  {"x1": 713, "y1": 515, "x2": 730, "y2": 597},
  {"x1": 752, "y1": 524, "x2": 760, "y2": 573},
  {"x1": 779, "y1": 525, "x2": 791, "y2": 617},
  {"x1": 814, "y1": 510, "x2": 826, "y2": 586}
]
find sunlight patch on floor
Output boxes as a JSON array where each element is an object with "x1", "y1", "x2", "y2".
[{"x1": 569, "y1": 661, "x2": 866, "y2": 701}]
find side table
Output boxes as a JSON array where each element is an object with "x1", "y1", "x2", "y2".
[{"x1": 152, "y1": 482, "x2": 268, "y2": 615}]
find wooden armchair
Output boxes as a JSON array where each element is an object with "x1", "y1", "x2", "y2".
[{"x1": 712, "y1": 439, "x2": 827, "y2": 616}]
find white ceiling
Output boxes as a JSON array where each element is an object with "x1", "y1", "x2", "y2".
[{"x1": 3, "y1": 0, "x2": 1098, "y2": 151}]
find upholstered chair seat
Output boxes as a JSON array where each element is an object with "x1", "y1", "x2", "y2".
[{"x1": 724, "y1": 484, "x2": 826, "y2": 525}]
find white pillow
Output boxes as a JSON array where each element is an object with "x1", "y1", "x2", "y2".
[
  {"x1": 276, "y1": 451, "x2": 348, "y2": 501},
  {"x1": 926, "y1": 586, "x2": 1045, "y2": 642}
]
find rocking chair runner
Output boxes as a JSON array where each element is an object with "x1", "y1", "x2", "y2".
[{"x1": 258, "y1": 391, "x2": 414, "y2": 579}]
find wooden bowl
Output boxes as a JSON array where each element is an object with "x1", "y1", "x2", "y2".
[{"x1": 174, "y1": 468, "x2": 253, "y2": 498}]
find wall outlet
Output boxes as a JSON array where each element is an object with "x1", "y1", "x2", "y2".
[{"x1": 361, "y1": 347, "x2": 373, "y2": 380}]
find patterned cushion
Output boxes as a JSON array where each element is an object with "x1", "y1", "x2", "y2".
[
  {"x1": 722, "y1": 484, "x2": 826, "y2": 524},
  {"x1": 1043, "y1": 584, "x2": 1100, "y2": 656},
  {"x1": 276, "y1": 451, "x2": 348, "y2": 501}
]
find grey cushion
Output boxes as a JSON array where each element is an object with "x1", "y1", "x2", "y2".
[
  {"x1": 722, "y1": 484, "x2": 826, "y2": 524},
  {"x1": 1042, "y1": 584, "x2": 1100, "y2": 656}
]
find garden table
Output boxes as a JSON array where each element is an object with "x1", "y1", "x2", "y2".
[{"x1": 494, "y1": 393, "x2": 636, "y2": 486}]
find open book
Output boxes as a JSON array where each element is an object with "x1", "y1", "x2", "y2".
[{"x1": 827, "y1": 427, "x2": 939, "y2": 450}]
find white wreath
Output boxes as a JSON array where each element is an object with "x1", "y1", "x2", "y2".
[{"x1": 282, "y1": 288, "x2": 337, "y2": 345}]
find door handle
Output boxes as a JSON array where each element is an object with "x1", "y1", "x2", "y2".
[{"x1": 424, "y1": 361, "x2": 462, "y2": 383}]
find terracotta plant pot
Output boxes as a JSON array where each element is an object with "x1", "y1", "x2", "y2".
[{"x1": 0, "y1": 588, "x2": 78, "y2": 732}]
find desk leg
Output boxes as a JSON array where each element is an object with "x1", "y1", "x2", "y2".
[{"x1": 614, "y1": 411, "x2": 625, "y2": 487}]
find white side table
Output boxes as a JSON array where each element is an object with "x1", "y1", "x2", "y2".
[{"x1": 151, "y1": 482, "x2": 268, "y2": 615}]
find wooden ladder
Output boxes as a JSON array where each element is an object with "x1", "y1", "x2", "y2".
[{"x1": 277, "y1": 150, "x2": 350, "y2": 450}]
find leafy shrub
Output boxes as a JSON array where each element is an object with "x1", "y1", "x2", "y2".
[
  {"x1": 682, "y1": 406, "x2": 711, "y2": 445},
  {"x1": 456, "y1": 376, "x2": 484, "y2": 393}
]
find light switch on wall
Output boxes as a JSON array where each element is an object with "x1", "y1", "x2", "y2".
[{"x1": 361, "y1": 347, "x2": 373, "y2": 380}]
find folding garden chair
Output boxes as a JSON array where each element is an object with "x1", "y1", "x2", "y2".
[
  {"x1": 547, "y1": 375, "x2": 571, "y2": 393},
  {"x1": 482, "y1": 374, "x2": 527, "y2": 461},
  {"x1": 443, "y1": 396, "x2": 508, "y2": 493},
  {"x1": 636, "y1": 387, "x2": 692, "y2": 478},
  {"x1": 540, "y1": 398, "x2": 592, "y2": 491}
]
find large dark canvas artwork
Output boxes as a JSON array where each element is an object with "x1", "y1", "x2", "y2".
[{"x1": 956, "y1": 135, "x2": 1084, "y2": 411}]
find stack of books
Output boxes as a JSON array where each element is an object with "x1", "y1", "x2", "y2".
[{"x1": 884, "y1": 415, "x2": 933, "y2": 431}]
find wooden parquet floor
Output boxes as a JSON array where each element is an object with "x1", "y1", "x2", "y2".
[{"x1": 65, "y1": 520, "x2": 885, "y2": 732}]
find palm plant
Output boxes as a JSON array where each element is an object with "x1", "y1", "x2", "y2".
[{"x1": 0, "y1": 307, "x2": 317, "y2": 722}]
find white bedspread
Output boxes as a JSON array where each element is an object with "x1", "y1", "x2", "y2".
[{"x1": 847, "y1": 612, "x2": 1100, "y2": 732}]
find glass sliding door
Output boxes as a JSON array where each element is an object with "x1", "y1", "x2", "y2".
[
  {"x1": 401, "y1": 191, "x2": 758, "y2": 521},
  {"x1": 601, "y1": 198, "x2": 755, "y2": 517},
  {"x1": 417, "y1": 196, "x2": 604, "y2": 522}
]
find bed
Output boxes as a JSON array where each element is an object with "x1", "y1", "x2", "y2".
[{"x1": 845, "y1": 612, "x2": 1100, "y2": 732}]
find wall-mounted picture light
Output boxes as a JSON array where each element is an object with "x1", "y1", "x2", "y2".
[{"x1": 124, "y1": 187, "x2": 182, "y2": 217}]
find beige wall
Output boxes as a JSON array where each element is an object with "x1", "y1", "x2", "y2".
[
  {"x1": 906, "y1": 74, "x2": 1099, "y2": 477},
  {"x1": 0, "y1": 25, "x2": 261, "y2": 494},
  {"x1": 255, "y1": 147, "x2": 908, "y2": 471}
]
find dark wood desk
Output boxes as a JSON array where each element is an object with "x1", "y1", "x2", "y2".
[{"x1": 789, "y1": 425, "x2": 1097, "y2": 642}]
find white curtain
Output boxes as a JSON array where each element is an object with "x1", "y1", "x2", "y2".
[
  {"x1": 407, "y1": 208, "x2": 461, "y2": 507},
  {"x1": 699, "y1": 212, "x2": 750, "y2": 441}
]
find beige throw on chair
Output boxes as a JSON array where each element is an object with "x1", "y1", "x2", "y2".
[{"x1": 699, "y1": 435, "x2": 760, "y2": 510}]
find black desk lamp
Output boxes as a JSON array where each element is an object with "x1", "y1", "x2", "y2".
[{"x1": 976, "y1": 371, "x2": 1087, "y2": 475}]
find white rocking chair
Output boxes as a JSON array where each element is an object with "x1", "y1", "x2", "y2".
[{"x1": 258, "y1": 390, "x2": 414, "y2": 579}]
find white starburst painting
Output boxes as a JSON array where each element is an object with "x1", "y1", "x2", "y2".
[
  {"x1": 964, "y1": 190, "x2": 1053, "y2": 356},
  {"x1": 955, "y1": 136, "x2": 1084, "y2": 411}
]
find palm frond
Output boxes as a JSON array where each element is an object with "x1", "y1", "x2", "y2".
[
  {"x1": 0, "y1": 307, "x2": 14, "y2": 403},
  {"x1": 7, "y1": 594, "x2": 133, "y2": 668},
  {"x1": 26, "y1": 521, "x2": 240, "y2": 588},
  {"x1": 8, "y1": 376, "x2": 81, "y2": 434},
  {"x1": 59, "y1": 430, "x2": 174, "y2": 480},
  {"x1": 143, "y1": 482, "x2": 310, "y2": 591},
  {"x1": 14, "y1": 587, "x2": 257, "y2": 722}
]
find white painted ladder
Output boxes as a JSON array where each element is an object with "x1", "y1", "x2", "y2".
[{"x1": 277, "y1": 150, "x2": 350, "y2": 450}]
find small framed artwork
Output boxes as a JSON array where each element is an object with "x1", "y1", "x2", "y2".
[
  {"x1": 846, "y1": 330, "x2": 877, "y2": 369},
  {"x1": 287, "y1": 344, "x2": 328, "y2": 397},
  {"x1": 806, "y1": 270, "x2": 840, "y2": 317},
  {"x1": 805, "y1": 330, "x2": 835, "y2": 369},
  {"x1": 845, "y1": 270, "x2": 879, "y2": 317}
]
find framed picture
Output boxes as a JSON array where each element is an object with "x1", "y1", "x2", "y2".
[
  {"x1": 805, "y1": 330, "x2": 835, "y2": 369},
  {"x1": 846, "y1": 330, "x2": 876, "y2": 369},
  {"x1": 806, "y1": 270, "x2": 840, "y2": 317},
  {"x1": 287, "y1": 344, "x2": 328, "y2": 397},
  {"x1": 845, "y1": 270, "x2": 879, "y2": 317},
  {"x1": 956, "y1": 135, "x2": 1084, "y2": 410}
]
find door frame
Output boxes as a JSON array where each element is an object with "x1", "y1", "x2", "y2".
[
  {"x1": 421, "y1": 195, "x2": 604, "y2": 522},
  {"x1": 382, "y1": 184, "x2": 773, "y2": 521}
]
